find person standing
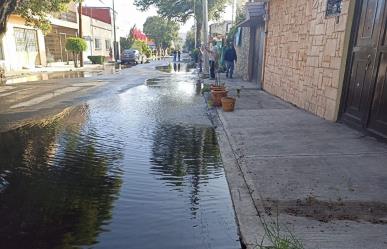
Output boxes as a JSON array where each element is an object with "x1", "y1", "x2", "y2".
[
  {"x1": 224, "y1": 43, "x2": 237, "y2": 79},
  {"x1": 205, "y1": 42, "x2": 218, "y2": 79},
  {"x1": 177, "y1": 50, "x2": 181, "y2": 62},
  {"x1": 173, "y1": 50, "x2": 177, "y2": 62}
]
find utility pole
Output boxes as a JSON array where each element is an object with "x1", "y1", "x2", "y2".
[
  {"x1": 202, "y1": 0, "x2": 209, "y2": 75},
  {"x1": 78, "y1": 1, "x2": 84, "y2": 67},
  {"x1": 112, "y1": 0, "x2": 119, "y2": 62}
]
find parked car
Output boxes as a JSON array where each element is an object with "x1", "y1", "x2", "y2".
[{"x1": 121, "y1": 49, "x2": 142, "y2": 64}]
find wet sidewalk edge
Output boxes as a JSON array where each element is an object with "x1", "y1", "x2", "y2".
[{"x1": 203, "y1": 90, "x2": 267, "y2": 249}]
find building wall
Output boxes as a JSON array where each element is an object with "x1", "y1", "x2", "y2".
[
  {"x1": 82, "y1": 14, "x2": 113, "y2": 61},
  {"x1": 0, "y1": 15, "x2": 47, "y2": 71},
  {"x1": 44, "y1": 25, "x2": 78, "y2": 63},
  {"x1": 263, "y1": 0, "x2": 352, "y2": 121},
  {"x1": 235, "y1": 27, "x2": 250, "y2": 80}
]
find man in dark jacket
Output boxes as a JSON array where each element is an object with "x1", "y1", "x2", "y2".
[{"x1": 224, "y1": 43, "x2": 237, "y2": 78}]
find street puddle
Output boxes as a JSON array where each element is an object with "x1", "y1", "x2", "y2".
[
  {"x1": 156, "y1": 63, "x2": 195, "y2": 73},
  {"x1": 265, "y1": 197, "x2": 387, "y2": 224},
  {"x1": 0, "y1": 63, "x2": 241, "y2": 249}
]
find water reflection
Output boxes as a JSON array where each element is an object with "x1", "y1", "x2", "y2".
[
  {"x1": 0, "y1": 105, "x2": 123, "y2": 249},
  {"x1": 156, "y1": 63, "x2": 194, "y2": 73},
  {"x1": 150, "y1": 124, "x2": 222, "y2": 216}
]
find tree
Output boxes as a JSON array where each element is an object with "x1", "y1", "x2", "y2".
[
  {"x1": 120, "y1": 25, "x2": 137, "y2": 50},
  {"x1": 134, "y1": 0, "x2": 228, "y2": 47},
  {"x1": 184, "y1": 28, "x2": 196, "y2": 52},
  {"x1": 143, "y1": 16, "x2": 180, "y2": 50},
  {"x1": 65, "y1": 37, "x2": 87, "y2": 68},
  {"x1": 0, "y1": 0, "x2": 73, "y2": 35}
]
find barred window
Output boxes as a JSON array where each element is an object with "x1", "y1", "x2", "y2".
[
  {"x1": 326, "y1": 0, "x2": 342, "y2": 16},
  {"x1": 14, "y1": 28, "x2": 38, "y2": 52},
  {"x1": 105, "y1": 40, "x2": 111, "y2": 51},
  {"x1": 95, "y1": 38, "x2": 102, "y2": 50}
]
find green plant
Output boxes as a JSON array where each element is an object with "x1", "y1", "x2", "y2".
[
  {"x1": 87, "y1": 56, "x2": 105, "y2": 65},
  {"x1": 65, "y1": 37, "x2": 87, "y2": 68},
  {"x1": 257, "y1": 215, "x2": 304, "y2": 249},
  {"x1": 192, "y1": 48, "x2": 200, "y2": 63},
  {"x1": 201, "y1": 84, "x2": 211, "y2": 94}
]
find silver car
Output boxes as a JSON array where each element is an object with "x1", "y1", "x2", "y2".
[{"x1": 121, "y1": 49, "x2": 141, "y2": 64}]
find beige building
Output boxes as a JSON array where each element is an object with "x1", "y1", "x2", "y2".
[
  {"x1": 44, "y1": 3, "x2": 79, "y2": 63},
  {"x1": 0, "y1": 15, "x2": 47, "y2": 71},
  {"x1": 82, "y1": 12, "x2": 114, "y2": 62},
  {"x1": 236, "y1": 0, "x2": 387, "y2": 138}
]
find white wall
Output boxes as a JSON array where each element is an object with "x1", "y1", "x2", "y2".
[
  {"x1": 0, "y1": 15, "x2": 46, "y2": 72},
  {"x1": 82, "y1": 15, "x2": 113, "y2": 62}
]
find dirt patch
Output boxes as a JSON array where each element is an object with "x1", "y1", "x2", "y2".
[{"x1": 264, "y1": 197, "x2": 387, "y2": 224}]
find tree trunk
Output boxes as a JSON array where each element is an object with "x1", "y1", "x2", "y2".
[
  {"x1": 196, "y1": 23, "x2": 202, "y2": 48},
  {"x1": 0, "y1": 0, "x2": 18, "y2": 35},
  {"x1": 73, "y1": 52, "x2": 78, "y2": 68}
]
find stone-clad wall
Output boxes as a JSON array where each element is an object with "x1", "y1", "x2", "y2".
[
  {"x1": 235, "y1": 27, "x2": 250, "y2": 81},
  {"x1": 263, "y1": 0, "x2": 351, "y2": 121}
]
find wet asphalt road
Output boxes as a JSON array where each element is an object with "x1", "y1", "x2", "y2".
[{"x1": 0, "y1": 60, "x2": 241, "y2": 249}]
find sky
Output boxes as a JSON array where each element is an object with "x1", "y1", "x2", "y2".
[{"x1": 84, "y1": 0, "x2": 233, "y2": 38}]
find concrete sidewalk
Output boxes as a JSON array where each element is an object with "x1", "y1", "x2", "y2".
[{"x1": 211, "y1": 77, "x2": 387, "y2": 248}]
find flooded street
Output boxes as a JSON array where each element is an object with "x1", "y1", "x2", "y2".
[{"x1": 0, "y1": 62, "x2": 241, "y2": 249}]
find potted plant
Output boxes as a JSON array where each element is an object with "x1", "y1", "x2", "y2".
[
  {"x1": 211, "y1": 89, "x2": 228, "y2": 106},
  {"x1": 221, "y1": 97, "x2": 236, "y2": 112}
]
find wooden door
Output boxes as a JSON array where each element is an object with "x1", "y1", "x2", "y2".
[
  {"x1": 342, "y1": 0, "x2": 387, "y2": 137},
  {"x1": 368, "y1": 1, "x2": 387, "y2": 136}
]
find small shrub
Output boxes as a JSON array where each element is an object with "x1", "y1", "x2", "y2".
[
  {"x1": 65, "y1": 37, "x2": 87, "y2": 68},
  {"x1": 88, "y1": 56, "x2": 105, "y2": 65}
]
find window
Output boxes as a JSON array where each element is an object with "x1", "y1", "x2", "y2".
[
  {"x1": 326, "y1": 0, "x2": 342, "y2": 17},
  {"x1": 105, "y1": 40, "x2": 111, "y2": 51},
  {"x1": 95, "y1": 38, "x2": 101, "y2": 50},
  {"x1": 14, "y1": 28, "x2": 38, "y2": 52}
]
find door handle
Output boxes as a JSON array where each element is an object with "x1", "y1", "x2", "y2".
[{"x1": 365, "y1": 54, "x2": 372, "y2": 71}]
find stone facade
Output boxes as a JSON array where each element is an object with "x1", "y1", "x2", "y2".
[
  {"x1": 235, "y1": 27, "x2": 250, "y2": 81},
  {"x1": 263, "y1": 0, "x2": 352, "y2": 121}
]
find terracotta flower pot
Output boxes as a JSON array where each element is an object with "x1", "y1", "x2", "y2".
[
  {"x1": 210, "y1": 84, "x2": 226, "y2": 91},
  {"x1": 211, "y1": 89, "x2": 228, "y2": 107},
  {"x1": 221, "y1": 97, "x2": 236, "y2": 112}
]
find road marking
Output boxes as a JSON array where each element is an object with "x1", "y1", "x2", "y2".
[
  {"x1": 10, "y1": 86, "x2": 82, "y2": 109},
  {"x1": 0, "y1": 88, "x2": 34, "y2": 97}
]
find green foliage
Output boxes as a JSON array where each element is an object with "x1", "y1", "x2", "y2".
[
  {"x1": 120, "y1": 25, "x2": 137, "y2": 50},
  {"x1": 227, "y1": 25, "x2": 238, "y2": 44},
  {"x1": 0, "y1": 0, "x2": 74, "y2": 34},
  {"x1": 142, "y1": 44, "x2": 152, "y2": 58},
  {"x1": 65, "y1": 37, "x2": 87, "y2": 53},
  {"x1": 226, "y1": 6, "x2": 246, "y2": 44},
  {"x1": 143, "y1": 16, "x2": 179, "y2": 49},
  {"x1": 88, "y1": 56, "x2": 105, "y2": 65},
  {"x1": 184, "y1": 28, "x2": 196, "y2": 52},
  {"x1": 134, "y1": 0, "x2": 228, "y2": 23},
  {"x1": 130, "y1": 40, "x2": 152, "y2": 58},
  {"x1": 257, "y1": 215, "x2": 304, "y2": 249},
  {"x1": 191, "y1": 48, "x2": 200, "y2": 63}
]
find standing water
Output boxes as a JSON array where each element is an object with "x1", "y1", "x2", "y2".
[{"x1": 0, "y1": 63, "x2": 241, "y2": 249}]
